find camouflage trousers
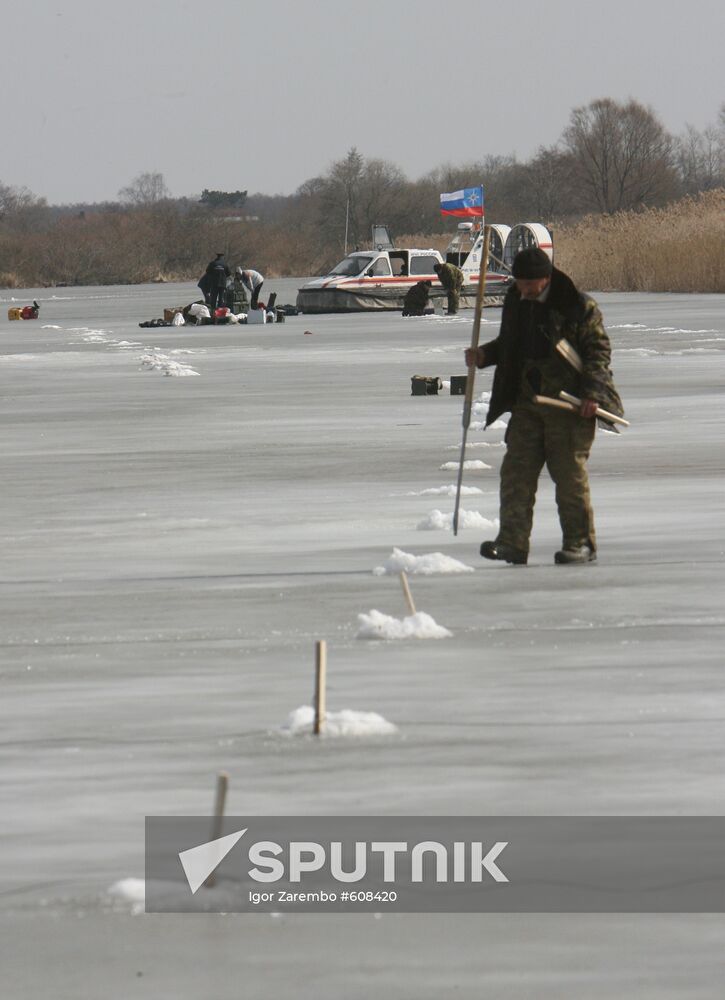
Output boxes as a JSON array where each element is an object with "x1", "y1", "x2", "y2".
[
  {"x1": 496, "y1": 400, "x2": 597, "y2": 555},
  {"x1": 445, "y1": 288, "x2": 460, "y2": 314}
]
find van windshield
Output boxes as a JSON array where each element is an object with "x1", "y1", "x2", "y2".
[{"x1": 328, "y1": 255, "x2": 374, "y2": 277}]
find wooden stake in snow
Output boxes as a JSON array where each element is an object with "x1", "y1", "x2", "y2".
[
  {"x1": 313, "y1": 640, "x2": 327, "y2": 735},
  {"x1": 399, "y1": 571, "x2": 417, "y2": 615},
  {"x1": 204, "y1": 771, "x2": 229, "y2": 888}
]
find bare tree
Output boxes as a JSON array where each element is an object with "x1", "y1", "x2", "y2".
[
  {"x1": 676, "y1": 124, "x2": 725, "y2": 194},
  {"x1": 118, "y1": 171, "x2": 170, "y2": 206},
  {"x1": 0, "y1": 182, "x2": 49, "y2": 244},
  {"x1": 324, "y1": 147, "x2": 365, "y2": 250},
  {"x1": 312, "y1": 148, "x2": 410, "y2": 253},
  {"x1": 563, "y1": 99, "x2": 676, "y2": 213},
  {"x1": 516, "y1": 145, "x2": 578, "y2": 220}
]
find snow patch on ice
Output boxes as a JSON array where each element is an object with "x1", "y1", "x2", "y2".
[
  {"x1": 140, "y1": 352, "x2": 200, "y2": 377},
  {"x1": 665, "y1": 348, "x2": 715, "y2": 355},
  {"x1": 281, "y1": 705, "x2": 397, "y2": 737},
  {"x1": 69, "y1": 327, "x2": 115, "y2": 344},
  {"x1": 407, "y1": 484, "x2": 483, "y2": 497},
  {"x1": 471, "y1": 394, "x2": 492, "y2": 418},
  {"x1": 107, "y1": 877, "x2": 244, "y2": 914},
  {"x1": 470, "y1": 418, "x2": 507, "y2": 432},
  {"x1": 417, "y1": 509, "x2": 498, "y2": 531},
  {"x1": 108, "y1": 878, "x2": 145, "y2": 914},
  {"x1": 356, "y1": 609, "x2": 452, "y2": 640},
  {"x1": 42, "y1": 325, "x2": 62, "y2": 330},
  {"x1": 440, "y1": 460, "x2": 492, "y2": 471},
  {"x1": 447, "y1": 441, "x2": 504, "y2": 449},
  {"x1": 372, "y1": 547, "x2": 473, "y2": 576}
]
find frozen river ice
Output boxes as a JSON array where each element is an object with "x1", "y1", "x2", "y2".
[{"x1": 1, "y1": 280, "x2": 724, "y2": 997}]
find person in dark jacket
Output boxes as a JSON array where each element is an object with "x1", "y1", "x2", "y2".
[
  {"x1": 204, "y1": 253, "x2": 231, "y2": 313},
  {"x1": 402, "y1": 279, "x2": 432, "y2": 316},
  {"x1": 464, "y1": 247, "x2": 623, "y2": 566}
]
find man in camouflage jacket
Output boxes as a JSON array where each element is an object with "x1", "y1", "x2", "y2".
[
  {"x1": 465, "y1": 247, "x2": 623, "y2": 565},
  {"x1": 434, "y1": 261, "x2": 465, "y2": 314}
]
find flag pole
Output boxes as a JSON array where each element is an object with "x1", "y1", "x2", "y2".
[{"x1": 452, "y1": 218, "x2": 490, "y2": 537}]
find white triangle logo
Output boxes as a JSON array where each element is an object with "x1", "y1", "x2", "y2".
[{"x1": 178, "y1": 828, "x2": 247, "y2": 894}]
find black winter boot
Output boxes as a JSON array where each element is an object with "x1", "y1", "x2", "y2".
[
  {"x1": 554, "y1": 546, "x2": 597, "y2": 564},
  {"x1": 480, "y1": 541, "x2": 528, "y2": 565}
]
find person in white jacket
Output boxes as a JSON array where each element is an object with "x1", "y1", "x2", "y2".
[{"x1": 237, "y1": 268, "x2": 264, "y2": 309}]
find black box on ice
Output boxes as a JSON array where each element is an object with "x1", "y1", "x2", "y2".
[{"x1": 450, "y1": 375, "x2": 468, "y2": 395}]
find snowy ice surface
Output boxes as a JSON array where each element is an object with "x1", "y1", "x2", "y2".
[
  {"x1": 356, "y1": 609, "x2": 452, "y2": 640},
  {"x1": 417, "y1": 509, "x2": 499, "y2": 531},
  {"x1": 446, "y1": 440, "x2": 504, "y2": 449},
  {"x1": 406, "y1": 484, "x2": 484, "y2": 496},
  {"x1": 107, "y1": 877, "x2": 146, "y2": 915},
  {"x1": 3, "y1": 282, "x2": 725, "y2": 999},
  {"x1": 372, "y1": 547, "x2": 474, "y2": 576},
  {"x1": 281, "y1": 705, "x2": 397, "y2": 737},
  {"x1": 139, "y1": 351, "x2": 200, "y2": 376},
  {"x1": 107, "y1": 877, "x2": 248, "y2": 916},
  {"x1": 439, "y1": 459, "x2": 492, "y2": 470}
]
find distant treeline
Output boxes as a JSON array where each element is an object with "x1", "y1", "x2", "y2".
[{"x1": 1, "y1": 97, "x2": 724, "y2": 291}]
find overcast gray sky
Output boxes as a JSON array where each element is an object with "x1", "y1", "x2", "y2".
[{"x1": 3, "y1": 0, "x2": 723, "y2": 204}]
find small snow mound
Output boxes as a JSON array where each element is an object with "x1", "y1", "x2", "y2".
[
  {"x1": 447, "y1": 441, "x2": 504, "y2": 450},
  {"x1": 356, "y1": 609, "x2": 452, "y2": 640},
  {"x1": 373, "y1": 547, "x2": 473, "y2": 576},
  {"x1": 409, "y1": 484, "x2": 483, "y2": 497},
  {"x1": 440, "y1": 460, "x2": 492, "y2": 471},
  {"x1": 140, "y1": 352, "x2": 200, "y2": 377},
  {"x1": 417, "y1": 509, "x2": 498, "y2": 532},
  {"x1": 108, "y1": 878, "x2": 145, "y2": 914},
  {"x1": 42, "y1": 325, "x2": 62, "y2": 330},
  {"x1": 281, "y1": 705, "x2": 397, "y2": 737}
]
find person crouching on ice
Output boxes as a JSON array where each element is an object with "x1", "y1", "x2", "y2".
[
  {"x1": 464, "y1": 247, "x2": 624, "y2": 566},
  {"x1": 402, "y1": 279, "x2": 432, "y2": 316}
]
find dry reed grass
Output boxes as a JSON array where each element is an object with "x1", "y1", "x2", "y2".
[{"x1": 554, "y1": 190, "x2": 725, "y2": 293}]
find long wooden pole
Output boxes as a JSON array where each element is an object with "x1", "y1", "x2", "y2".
[
  {"x1": 453, "y1": 225, "x2": 490, "y2": 536},
  {"x1": 313, "y1": 640, "x2": 327, "y2": 735}
]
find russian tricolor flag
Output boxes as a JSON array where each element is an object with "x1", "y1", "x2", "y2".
[{"x1": 439, "y1": 186, "x2": 484, "y2": 218}]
